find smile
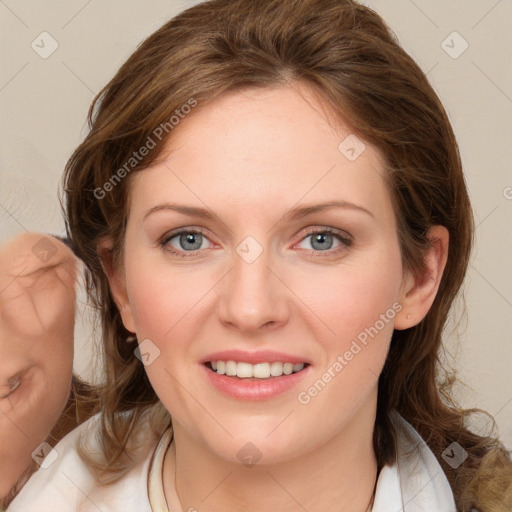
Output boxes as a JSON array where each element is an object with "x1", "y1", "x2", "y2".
[{"x1": 202, "y1": 360, "x2": 311, "y2": 401}]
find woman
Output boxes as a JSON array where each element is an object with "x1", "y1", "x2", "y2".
[{"x1": 8, "y1": 0, "x2": 512, "y2": 510}]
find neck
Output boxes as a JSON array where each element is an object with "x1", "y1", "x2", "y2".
[{"x1": 164, "y1": 392, "x2": 379, "y2": 512}]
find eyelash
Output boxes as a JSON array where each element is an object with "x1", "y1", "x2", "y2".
[{"x1": 159, "y1": 227, "x2": 353, "y2": 259}]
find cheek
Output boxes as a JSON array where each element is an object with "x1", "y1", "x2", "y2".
[
  {"x1": 126, "y1": 258, "x2": 211, "y2": 341},
  {"x1": 292, "y1": 259, "x2": 402, "y2": 417},
  {"x1": 293, "y1": 257, "x2": 402, "y2": 347}
]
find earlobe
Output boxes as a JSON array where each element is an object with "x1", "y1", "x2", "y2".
[
  {"x1": 394, "y1": 226, "x2": 449, "y2": 330},
  {"x1": 97, "y1": 239, "x2": 136, "y2": 333}
]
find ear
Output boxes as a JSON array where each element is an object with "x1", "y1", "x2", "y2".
[
  {"x1": 97, "y1": 238, "x2": 136, "y2": 334},
  {"x1": 394, "y1": 225, "x2": 449, "y2": 330}
]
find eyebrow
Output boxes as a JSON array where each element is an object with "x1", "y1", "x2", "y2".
[{"x1": 143, "y1": 200, "x2": 374, "y2": 224}]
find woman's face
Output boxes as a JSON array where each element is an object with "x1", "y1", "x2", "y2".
[{"x1": 115, "y1": 83, "x2": 411, "y2": 464}]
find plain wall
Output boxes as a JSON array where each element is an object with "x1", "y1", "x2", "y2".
[{"x1": 1, "y1": 0, "x2": 511, "y2": 449}]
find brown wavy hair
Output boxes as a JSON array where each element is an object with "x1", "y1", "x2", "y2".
[{"x1": 62, "y1": 0, "x2": 512, "y2": 510}]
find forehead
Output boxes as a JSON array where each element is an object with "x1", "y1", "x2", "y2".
[{"x1": 129, "y1": 84, "x2": 393, "y2": 227}]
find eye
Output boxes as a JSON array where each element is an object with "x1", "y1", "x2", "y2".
[
  {"x1": 159, "y1": 226, "x2": 353, "y2": 258},
  {"x1": 160, "y1": 229, "x2": 214, "y2": 257},
  {"x1": 296, "y1": 227, "x2": 353, "y2": 255}
]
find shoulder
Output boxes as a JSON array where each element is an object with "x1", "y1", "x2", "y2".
[
  {"x1": 372, "y1": 410, "x2": 457, "y2": 512},
  {"x1": 7, "y1": 413, "x2": 157, "y2": 512}
]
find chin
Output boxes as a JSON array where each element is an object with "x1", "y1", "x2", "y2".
[{"x1": 204, "y1": 425, "x2": 309, "y2": 467}]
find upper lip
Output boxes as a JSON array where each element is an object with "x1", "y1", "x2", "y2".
[{"x1": 201, "y1": 349, "x2": 310, "y2": 365}]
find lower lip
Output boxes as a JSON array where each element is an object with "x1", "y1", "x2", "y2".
[{"x1": 201, "y1": 363, "x2": 311, "y2": 401}]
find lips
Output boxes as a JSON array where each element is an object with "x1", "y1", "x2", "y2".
[
  {"x1": 200, "y1": 349, "x2": 312, "y2": 400},
  {"x1": 202, "y1": 363, "x2": 311, "y2": 400},
  {"x1": 201, "y1": 349, "x2": 311, "y2": 366}
]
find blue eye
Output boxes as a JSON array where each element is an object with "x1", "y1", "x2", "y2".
[
  {"x1": 161, "y1": 230, "x2": 212, "y2": 256},
  {"x1": 297, "y1": 228, "x2": 353, "y2": 254},
  {"x1": 304, "y1": 232, "x2": 336, "y2": 251},
  {"x1": 160, "y1": 227, "x2": 352, "y2": 258}
]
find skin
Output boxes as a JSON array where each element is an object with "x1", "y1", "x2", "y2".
[
  {"x1": 0, "y1": 233, "x2": 76, "y2": 505},
  {"x1": 103, "y1": 82, "x2": 449, "y2": 512}
]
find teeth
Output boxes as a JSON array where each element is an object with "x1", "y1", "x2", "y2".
[
  {"x1": 209, "y1": 360, "x2": 305, "y2": 379},
  {"x1": 270, "y1": 361, "x2": 283, "y2": 376},
  {"x1": 237, "y1": 362, "x2": 253, "y2": 378},
  {"x1": 253, "y1": 363, "x2": 270, "y2": 378},
  {"x1": 225, "y1": 361, "x2": 237, "y2": 376}
]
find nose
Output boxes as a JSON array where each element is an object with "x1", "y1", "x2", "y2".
[{"x1": 216, "y1": 247, "x2": 290, "y2": 333}]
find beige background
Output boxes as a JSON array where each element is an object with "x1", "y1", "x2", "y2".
[{"x1": 1, "y1": 1, "x2": 511, "y2": 449}]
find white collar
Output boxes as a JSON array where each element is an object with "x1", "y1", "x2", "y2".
[
  {"x1": 372, "y1": 410, "x2": 456, "y2": 512},
  {"x1": 148, "y1": 410, "x2": 457, "y2": 512}
]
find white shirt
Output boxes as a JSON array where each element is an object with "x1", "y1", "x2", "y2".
[{"x1": 7, "y1": 409, "x2": 456, "y2": 511}]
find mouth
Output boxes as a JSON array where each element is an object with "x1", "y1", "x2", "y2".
[
  {"x1": 200, "y1": 351, "x2": 313, "y2": 400},
  {"x1": 204, "y1": 360, "x2": 311, "y2": 380}
]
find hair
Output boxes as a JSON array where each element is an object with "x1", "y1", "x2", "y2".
[{"x1": 62, "y1": 0, "x2": 512, "y2": 510}]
